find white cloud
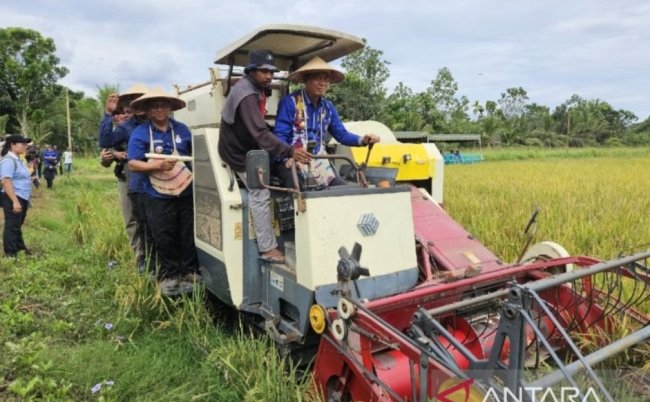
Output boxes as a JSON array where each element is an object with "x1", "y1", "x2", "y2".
[{"x1": 2, "y1": 0, "x2": 649, "y2": 119}]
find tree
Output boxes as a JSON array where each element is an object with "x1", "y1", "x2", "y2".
[
  {"x1": 494, "y1": 87, "x2": 530, "y2": 145},
  {"x1": 472, "y1": 100, "x2": 485, "y2": 118},
  {"x1": 0, "y1": 114, "x2": 8, "y2": 134},
  {"x1": 0, "y1": 27, "x2": 68, "y2": 135},
  {"x1": 427, "y1": 67, "x2": 459, "y2": 117},
  {"x1": 498, "y1": 87, "x2": 528, "y2": 120},
  {"x1": 480, "y1": 115, "x2": 502, "y2": 146},
  {"x1": 485, "y1": 100, "x2": 498, "y2": 117},
  {"x1": 327, "y1": 41, "x2": 390, "y2": 121},
  {"x1": 32, "y1": 88, "x2": 100, "y2": 150},
  {"x1": 423, "y1": 67, "x2": 473, "y2": 133}
]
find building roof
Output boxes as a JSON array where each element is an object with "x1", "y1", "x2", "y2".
[
  {"x1": 427, "y1": 134, "x2": 481, "y2": 142},
  {"x1": 393, "y1": 131, "x2": 429, "y2": 140}
]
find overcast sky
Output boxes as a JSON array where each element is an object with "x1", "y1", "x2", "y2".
[{"x1": 3, "y1": 0, "x2": 649, "y2": 120}]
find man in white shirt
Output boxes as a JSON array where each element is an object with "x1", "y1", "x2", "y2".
[{"x1": 63, "y1": 148, "x2": 72, "y2": 175}]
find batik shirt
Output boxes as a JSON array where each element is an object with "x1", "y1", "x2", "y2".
[{"x1": 274, "y1": 89, "x2": 362, "y2": 157}]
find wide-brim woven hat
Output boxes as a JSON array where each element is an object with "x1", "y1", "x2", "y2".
[
  {"x1": 130, "y1": 87, "x2": 186, "y2": 112},
  {"x1": 288, "y1": 56, "x2": 345, "y2": 84},
  {"x1": 118, "y1": 83, "x2": 149, "y2": 107}
]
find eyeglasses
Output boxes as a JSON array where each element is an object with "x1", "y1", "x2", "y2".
[
  {"x1": 307, "y1": 74, "x2": 331, "y2": 83},
  {"x1": 150, "y1": 102, "x2": 170, "y2": 110}
]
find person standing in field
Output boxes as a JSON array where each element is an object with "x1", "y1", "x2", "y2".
[
  {"x1": 128, "y1": 88, "x2": 199, "y2": 294},
  {"x1": 98, "y1": 85, "x2": 152, "y2": 272},
  {"x1": 42, "y1": 144, "x2": 58, "y2": 189},
  {"x1": 63, "y1": 147, "x2": 72, "y2": 174},
  {"x1": 52, "y1": 145, "x2": 63, "y2": 175},
  {"x1": 108, "y1": 84, "x2": 153, "y2": 273},
  {"x1": 0, "y1": 135, "x2": 34, "y2": 258}
]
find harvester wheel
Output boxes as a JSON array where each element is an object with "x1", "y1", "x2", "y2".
[
  {"x1": 309, "y1": 304, "x2": 328, "y2": 334},
  {"x1": 332, "y1": 318, "x2": 348, "y2": 341},
  {"x1": 520, "y1": 241, "x2": 574, "y2": 274},
  {"x1": 337, "y1": 298, "x2": 355, "y2": 319}
]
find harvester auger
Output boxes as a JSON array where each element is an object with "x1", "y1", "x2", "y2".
[{"x1": 314, "y1": 237, "x2": 650, "y2": 402}]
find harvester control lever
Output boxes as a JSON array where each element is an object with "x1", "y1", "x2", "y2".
[
  {"x1": 517, "y1": 207, "x2": 541, "y2": 263},
  {"x1": 361, "y1": 142, "x2": 375, "y2": 170}
]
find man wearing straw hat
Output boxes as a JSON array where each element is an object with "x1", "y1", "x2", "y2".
[
  {"x1": 128, "y1": 88, "x2": 199, "y2": 293},
  {"x1": 273, "y1": 56, "x2": 380, "y2": 189},
  {"x1": 219, "y1": 49, "x2": 312, "y2": 264}
]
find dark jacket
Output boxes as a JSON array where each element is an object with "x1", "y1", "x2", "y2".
[{"x1": 218, "y1": 75, "x2": 293, "y2": 172}]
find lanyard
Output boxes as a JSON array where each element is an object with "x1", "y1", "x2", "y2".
[
  {"x1": 299, "y1": 90, "x2": 326, "y2": 150},
  {"x1": 149, "y1": 123, "x2": 178, "y2": 155}
]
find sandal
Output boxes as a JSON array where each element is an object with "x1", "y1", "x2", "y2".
[{"x1": 259, "y1": 254, "x2": 286, "y2": 264}]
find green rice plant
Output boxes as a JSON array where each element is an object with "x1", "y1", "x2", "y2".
[
  {"x1": 113, "y1": 274, "x2": 171, "y2": 335},
  {"x1": 206, "y1": 325, "x2": 317, "y2": 402},
  {"x1": 445, "y1": 157, "x2": 650, "y2": 261}
]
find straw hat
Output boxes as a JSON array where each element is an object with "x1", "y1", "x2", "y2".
[
  {"x1": 130, "y1": 87, "x2": 186, "y2": 112},
  {"x1": 118, "y1": 83, "x2": 149, "y2": 107},
  {"x1": 288, "y1": 56, "x2": 345, "y2": 84}
]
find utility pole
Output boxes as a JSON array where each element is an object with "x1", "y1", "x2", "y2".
[
  {"x1": 66, "y1": 88, "x2": 72, "y2": 150},
  {"x1": 566, "y1": 109, "x2": 571, "y2": 151}
]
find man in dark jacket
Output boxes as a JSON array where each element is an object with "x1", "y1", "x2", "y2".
[{"x1": 218, "y1": 49, "x2": 311, "y2": 264}]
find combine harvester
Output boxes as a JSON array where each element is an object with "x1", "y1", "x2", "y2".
[{"x1": 174, "y1": 25, "x2": 650, "y2": 401}]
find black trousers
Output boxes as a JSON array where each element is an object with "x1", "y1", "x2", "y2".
[
  {"x1": 131, "y1": 192, "x2": 157, "y2": 271},
  {"x1": 43, "y1": 166, "x2": 56, "y2": 188},
  {"x1": 1, "y1": 193, "x2": 29, "y2": 256},
  {"x1": 145, "y1": 194, "x2": 199, "y2": 279}
]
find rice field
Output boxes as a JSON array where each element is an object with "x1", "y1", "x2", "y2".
[
  {"x1": 444, "y1": 155, "x2": 650, "y2": 262},
  {"x1": 1, "y1": 150, "x2": 649, "y2": 401}
]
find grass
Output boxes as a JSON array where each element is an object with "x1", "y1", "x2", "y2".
[
  {"x1": 465, "y1": 145, "x2": 650, "y2": 162},
  {"x1": 0, "y1": 158, "x2": 314, "y2": 401},
  {"x1": 1, "y1": 151, "x2": 649, "y2": 401}
]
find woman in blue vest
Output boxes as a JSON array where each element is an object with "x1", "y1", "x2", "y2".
[
  {"x1": 0, "y1": 135, "x2": 34, "y2": 258},
  {"x1": 127, "y1": 89, "x2": 199, "y2": 295}
]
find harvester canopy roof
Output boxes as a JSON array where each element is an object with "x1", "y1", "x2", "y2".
[{"x1": 214, "y1": 24, "x2": 364, "y2": 72}]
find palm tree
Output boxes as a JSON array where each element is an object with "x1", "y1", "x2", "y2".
[
  {"x1": 95, "y1": 84, "x2": 120, "y2": 114},
  {"x1": 472, "y1": 100, "x2": 485, "y2": 119}
]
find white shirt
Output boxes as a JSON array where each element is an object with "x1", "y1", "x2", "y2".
[{"x1": 63, "y1": 150, "x2": 72, "y2": 164}]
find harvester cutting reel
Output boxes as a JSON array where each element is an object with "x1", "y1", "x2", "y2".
[{"x1": 418, "y1": 251, "x2": 650, "y2": 402}]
